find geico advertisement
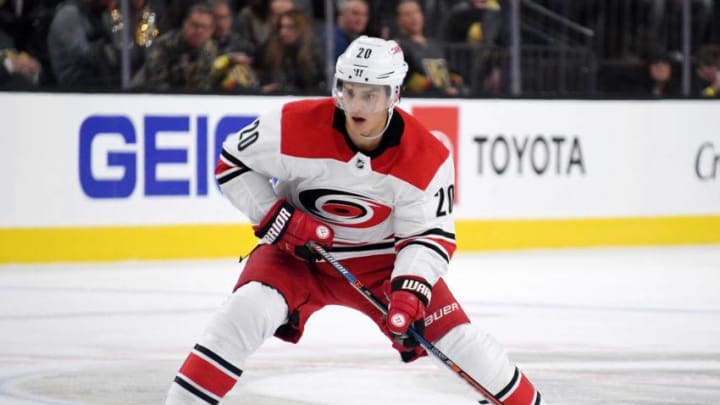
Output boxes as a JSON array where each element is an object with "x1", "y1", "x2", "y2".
[
  {"x1": 2, "y1": 93, "x2": 290, "y2": 227},
  {"x1": 2, "y1": 94, "x2": 718, "y2": 228}
]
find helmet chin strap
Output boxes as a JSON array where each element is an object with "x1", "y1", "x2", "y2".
[
  {"x1": 353, "y1": 107, "x2": 393, "y2": 140},
  {"x1": 376, "y1": 106, "x2": 396, "y2": 138}
]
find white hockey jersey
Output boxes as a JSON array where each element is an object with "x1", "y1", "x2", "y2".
[{"x1": 215, "y1": 98, "x2": 456, "y2": 284}]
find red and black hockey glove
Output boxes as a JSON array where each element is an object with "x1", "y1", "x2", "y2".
[
  {"x1": 254, "y1": 199, "x2": 334, "y2": 261},
  {"x1": 386, "y1": 276, "x2": 432, "y2": 356}
]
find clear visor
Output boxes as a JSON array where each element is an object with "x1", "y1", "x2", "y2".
[{"x1": 333, "y1": 79, "x2": 394, "y2": 114}]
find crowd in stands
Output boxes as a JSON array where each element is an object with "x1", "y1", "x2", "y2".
[{"x1": 1, "y1": 0, "x2": 719, "y2": 97}]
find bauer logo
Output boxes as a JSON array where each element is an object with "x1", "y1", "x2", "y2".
[
  {"x1": 695, "y1": 142, "x2": 719, "y2": 181},
  {"x1": 424, "y1": 302, "x2": 459, "y2": 327},
  {"x1": 78, "y1": 114, "x2": 256, "y2": 198},
  {"x1": 473, "y1": 134, "x2": 586, "y2": 176}
]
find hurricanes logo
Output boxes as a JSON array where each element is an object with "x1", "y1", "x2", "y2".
[{"x1": 299, "y1": 189, "x2": 392, "y2": 228}]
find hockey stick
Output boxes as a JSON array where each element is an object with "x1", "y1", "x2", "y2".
[{"x1": 307, "y1": 242, "x2": 502, "y2": 405}]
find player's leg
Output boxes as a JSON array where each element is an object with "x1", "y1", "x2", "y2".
[
  {"x1": 428, "y1": 279, "x2": 543, "y2": 404},
  {"x1": 166, "y1": 281, "x2": 288, "y2": 404},
  {"x1": 166, "y1": 245, "x2": 327, "y2": 404},
  {"x1": 434, "y1": 323, "x2": 543, "y2": 404},
  {"x1": 375, "y1": 277, "x2": 543, "y2": 404},
  {"x1": 320, "y1": 258, "x2": 544, "y2": 404}
]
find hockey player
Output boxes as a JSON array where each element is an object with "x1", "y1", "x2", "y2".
[{"x1": 166, "y1": 35, "x2": 544, "y2": 404}]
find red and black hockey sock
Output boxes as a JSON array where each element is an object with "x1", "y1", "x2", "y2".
[
  {"x1": 173, "y1": 344, "x2": 243, "y2": 404},
  {"x1": 487, "y1": 367, "x2": 541, "y2": 405}
]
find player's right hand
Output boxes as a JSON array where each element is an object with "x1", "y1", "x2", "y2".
[
  {"x1": 253, "y1": 199, "x2": 334, "y2": 261},
  {"x1": 386, "y1": 276, "x2": 432, "y2": 347}
]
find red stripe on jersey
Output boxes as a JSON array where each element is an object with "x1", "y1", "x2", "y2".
[
  {"x1": 179, "y1": 352, "x2": 237, "y2": 398},
  {"x1": 215, "y1": 158, "x2": 234, "y2": 175},
  {"x1": 502, "y1": 373, "x2": 538, "y2": 405},
  {"x1": 395, "y1": 238, "x2": 414, "y2": 252}
]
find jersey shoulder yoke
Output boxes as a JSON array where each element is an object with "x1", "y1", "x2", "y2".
[
  {"x1": 280, "y1": 98, "x2": 345, "y2": 159},
  {"x1": 388, "y1": 108, "x2": 451, "y2": 191}
]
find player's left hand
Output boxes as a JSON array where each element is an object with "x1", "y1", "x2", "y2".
[
  {"x1": 386, "y1": 276, "x2": 432, "y2": 348},
  {"x1": 254, "y1": 199, "x2": 334, "y2": 261}
]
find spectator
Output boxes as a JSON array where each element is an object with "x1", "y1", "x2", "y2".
[
  {"x1": 1, "y1": 29, "x2": 41, "y2": 87},
  {"x1": 210, "y1": 0, "x2": 258, "y2": 90},
  {"x1": 166, "y1": 0, "x2": 205, "y2": 29},
  {"x1": 645, "y1": 51, "x2": 679, "y2": 97},
  {"x1": 108, "y1": 0, "x2": 168, "y2": 44},
  {"x1": 47, "y1": 0, "x2": 121, "y2": 88},
  {"x1": 212, "y1": 0, "x2": 253, "y2": 55},
  {"x1": 324, "y1": 0, "x2": 369, "y2": 61},
  {"x1": 394, "y1": 0, "x2": 466, "y2": 96},
  {"x1": 0, "y1": 0, "x2": 58, "y2": 85},
  {"x1": 166, "y1": 1, "x2": 243, "y2": 29},
  {"x1": 370, "y1": 0, "x2": 462, "y2": 39},
  {"x1": 136, "y1": 3, "x2": 218, "y2": 90},
  {"x1": 254, "y1": 9, "x2": 325, "y2": 94},
  {"x1": 235, "y1": 0, "x2": 295, "y2": 51},
  {"x1": 442, "y1": 0, "x2": 505, "y2": 44},
  {"x1": 366, "y1": 0, "x2": 398, "y2": 39},
  {"x1": 440, "y1": 0, "x2": 508, "y2": 95},
  {"x1": 104, "y1": 0, "x2": 166, "y2": 79},
  {"x1": 693, "y1": 44, "x2": 720, "y2": 97}
]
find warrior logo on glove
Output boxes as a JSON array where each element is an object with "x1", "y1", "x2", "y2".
[
  {"x1": 254, "y1": 199, "x2": 334, "y2": 261},
  {"x1": 398, "y1": 278, "x2": 432, "y2": 303},
  {"x1": 261, "y1": 207, "x2": 293, "y2": 244}
]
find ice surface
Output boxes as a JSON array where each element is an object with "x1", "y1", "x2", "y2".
[{"x1": 1, "y1": 246, "x2": 719, "y2": 404}]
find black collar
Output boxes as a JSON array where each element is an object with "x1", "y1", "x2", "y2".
[{"x1": 332, "y1": 107, "x2": 404, "y2": 158}]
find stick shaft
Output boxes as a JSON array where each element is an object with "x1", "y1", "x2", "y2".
[{"x1": 308, "y1": 242, "x2": 502, "y2": 405}]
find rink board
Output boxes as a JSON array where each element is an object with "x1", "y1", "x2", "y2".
[
  {"x1": 1, "y1": 216, "x2": 719, "y2": 262},
  {"x1": 1, "y1": 94, "x2": 719, "y2": 262}
]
